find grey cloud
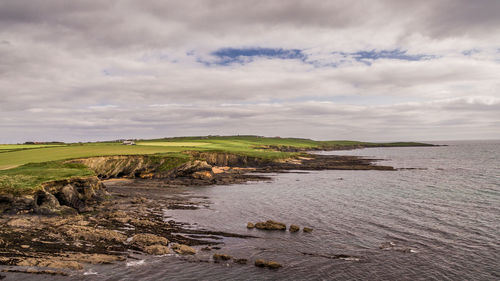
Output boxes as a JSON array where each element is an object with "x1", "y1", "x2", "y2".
[{"x1": 1, "y1": 0, "x2": 499, "y2": 143}]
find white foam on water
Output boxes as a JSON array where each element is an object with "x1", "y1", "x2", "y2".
[
  {"x1": 83, "y1": 269, "x2": 98, "y2": 275},
  {"x1": 126, "y1": 260, "x2": 145, "y2": 267}
]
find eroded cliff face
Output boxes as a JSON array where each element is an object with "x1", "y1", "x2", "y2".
[
  {"x1": 186, "y1": 151, "x2": 275, "y2": 167},
  {"x1": 69, "y1": 156, "x2": 173, "y2": 179}
]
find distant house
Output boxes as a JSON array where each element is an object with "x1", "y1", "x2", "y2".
[{"x1": 122, "y1": 140, "x2": 136, "y2": 145}]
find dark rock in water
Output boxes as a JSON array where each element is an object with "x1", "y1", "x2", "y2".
[
  {"x1": 303, "y1": 227, "x2": 313, "y2": 233},
  {"x1": 0, "y1": 273, "x2": 5, "y2": 280},
  {"x1": 201, "y1": 247, "x2": 212, "y2": 251},
  {"x1": 213, "y1": 253, "x2": 232, "y2": 261},
  {"x1": 379, "y1": 241, "x2": 396, "y2": 250},
  {"x1": 289, "y1": 224, "x2": 300, "y2": 232},
  {"x1": 247, "y1": 222, "x2": 255, "y2": 228},
  {"x1": 255, "y1": 259, "x2": 282, "y2": 269},
  {"x1": 254, "y1": 220, "x2": 286, "y2": 230},
  {"x1": 234, "y1": 258, "x2": 248, "y2": 264}
]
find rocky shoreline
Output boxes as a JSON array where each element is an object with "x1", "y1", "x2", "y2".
[{"x1": 0, "y1": 152, "x2": 394, "y2": 277}]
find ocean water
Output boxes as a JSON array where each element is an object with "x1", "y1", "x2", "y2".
[{"x1": 9, "y1": 141, "x2": 500, "y2": 280}]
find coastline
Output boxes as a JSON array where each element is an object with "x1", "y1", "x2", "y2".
[{"x1": 0, "y1": 150, "x2": 398, "y2": 276}]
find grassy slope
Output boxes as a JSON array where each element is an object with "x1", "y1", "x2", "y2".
[
  {"x1": 0, "y1": 162, "x2": 95, "y2": 194},
  {"x1": 0, "y1": 136, "x2": 432, "y2": 194},
  {"x1": 0, "y1": 144, "x2": 189, "y2": 170}
]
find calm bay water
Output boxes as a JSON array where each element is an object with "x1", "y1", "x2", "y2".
[{"x1": 20, "y1": 141, "x2": 500, "y2": 281}]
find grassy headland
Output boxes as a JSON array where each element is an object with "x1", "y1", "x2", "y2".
[{"x1": 0, "y1": 135, "x2": 433, "y2": 194}]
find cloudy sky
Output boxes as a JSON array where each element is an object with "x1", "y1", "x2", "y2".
[{"x1": 1, "y1": 0, "x2": 499, "y2": 143}]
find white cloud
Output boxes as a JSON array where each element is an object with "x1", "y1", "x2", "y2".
[{"x1": 0, "y1": 0, "x2": 499, "y2": 142}]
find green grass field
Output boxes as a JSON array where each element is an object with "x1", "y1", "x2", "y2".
[{"x1": 0, "y1": 136, "x2": 432, "y2": 194}]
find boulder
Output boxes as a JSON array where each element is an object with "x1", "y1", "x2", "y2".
[
  {"x1": 254, "y1": 220, "x2": 286, "y2": 231},
  {"x1": 34, "y1": 191, "x2": 61, "y2": 215},
  {"x1": 143, "y1": 245, "x2": 170, "y2": 255},
  {"x1": 303, "y1": 227, "x2": 313, "y2": 233},
  {"x1": 0, "y1": 194, "x2": 14, "y2": 213},
  {"x1": 172, "y1": 244, "x2": 196, "y2": 255},
  {"x1": 254, "y1": 259, "x2": 282, "y2": 269},
  {"x1": 247, "y1": 222, "x2": 255, "y2": 229},
  {"x1": 56, "y1": 184, "x2": 84, "y2": 211},
  {"x1": 213, "y1": 253, "x2": 232, "y2": 261},
  {"x1": 131, "y1": 234, "x2": 169, "y2": 247},
  {"x1": 289, "y1": 224, "x2": 300, "y2": 232},
  {"x1": 192, "y1": 171, "x2": 214, "y2": 180}
]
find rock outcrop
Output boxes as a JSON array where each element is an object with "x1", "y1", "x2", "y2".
[
  {"x1": 143, "y1": 245, "x2": 170, "y2": 255},
  {"x1": 213, "y1": 253, "x2": 232, "y2": 261},
  {"x1": 1, "y1": 176, "x2": 106, "y2": 215},
  {"x1": 289, "y1": 224, "x2": 300, "y2": 232},
  {"x1": 131, "y1": 233, "x2": 169, "y2": 248},
  {"x1": 303, "y1": 227, "x2": 313, "y2": 233},
  {"x1": 172, "y1": 244, "x2": 196, "y2": 255},
  {"x1": 69, "y1": 156, "x2": 172, "y2": 179},
  {"x1": 186, "y1": 151, "x2": 273, "y2": 167},
  {"x1": 254, "y1": 220, "x2": 287, "y2": 231}
]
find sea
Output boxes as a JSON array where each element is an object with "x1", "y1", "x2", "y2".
[{"x1": 11, "y1": 140, "x2": 500, "y2": 280}]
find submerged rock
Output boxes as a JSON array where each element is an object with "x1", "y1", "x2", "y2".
[
  {"x1": 234, "y1": 258, "x2": 248, "y2": 264},
  {"x1": 254, "y1": 220, "x2": 286, "y2": 231},
  {"x1": 246, "y1": 222, "x2": 255, "y2": 229},
  {"x1": 289, "y1": 224, "x2": 300, "y2": 232},
  {"x1": 213, "y1": 253, "x2": 232, "y2": 261},
  {"x1": 303, "y1": 227, "x2": 313, "y2": 233},
  {"x1": 254, "y1": 259, "x2": 282, "y2": 269},
  {"x1": 172, "y1": 244, "x2": 196, "y2": 255}
]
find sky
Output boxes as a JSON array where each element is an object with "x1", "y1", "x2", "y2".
[{"x1": 1, "y1": 0, "x2": 499, "y2": 143}]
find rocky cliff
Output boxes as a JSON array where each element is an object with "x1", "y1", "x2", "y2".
[
  {"x1": 0, "y1": 176, "x2": 106, "y2": 215},
  {"x1": 186, "y1": 151, "x2": 275, "y2": 167}
]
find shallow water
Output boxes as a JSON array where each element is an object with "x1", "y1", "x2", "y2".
[{"x1": 5, "y1": 141, "x2": 500, "y2": 280}]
